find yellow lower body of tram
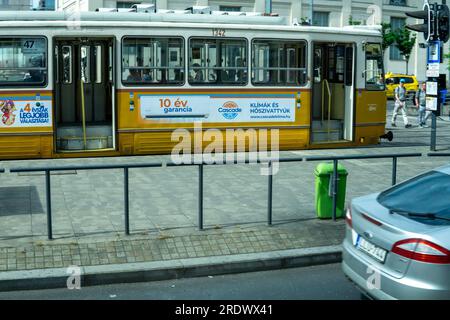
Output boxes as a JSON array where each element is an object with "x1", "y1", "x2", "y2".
[{"x1": 0, "y1": 88, "x2": 386, "y2": 160}]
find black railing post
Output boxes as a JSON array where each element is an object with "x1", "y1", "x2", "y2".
[
  {"x1": 45, "y1": 170, "x2": 53, "y2": 240},
  {"x1": 198, "y1": 164, "x2": 204, "y2": 230},
  {"x1": 267, "y1": 161, "x2": 273, "y2": 226},
  {"x1": 332, "y1": 159, "x2": 338, "y2": 221},
  {"x1": 392, "y1": 157, "x2": 397, "y2": 186},
  {"x1": 431, "y1": 113, "x2": 437, "y2": 152},
  {"x1": 124, "y1": 167, "x2": 130, "y2": 235}
]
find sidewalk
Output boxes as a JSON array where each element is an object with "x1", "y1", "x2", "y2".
[
  {"x1": 0, "y1": 221, "x2": 344, "y2": 291},
  {"x1": 0, "y1": 111, "x2": 449, "y2": 290}
]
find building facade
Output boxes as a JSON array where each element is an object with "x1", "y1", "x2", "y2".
[
  {"x1": 0, "y1": 0, "x2": 32, "y2": 10},
  {"x1": 0, "y1": 0, "x2": 55, "y2": 10}
]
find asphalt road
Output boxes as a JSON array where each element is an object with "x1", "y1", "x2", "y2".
[
  {"x1": 0, "y1": 263, "x2": 361, "y2": 300},
  {"x1": 374, "y1": 100, "x2": 450, "y2": 150}
]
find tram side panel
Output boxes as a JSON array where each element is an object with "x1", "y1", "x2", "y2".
[
  {"x1": 116, "y1": 89, "x2": 311, "y2": 155},
  {"x1": 0, "y1": 91, "x2": 53, "y2": 159},
  {"x1": 354, "y1": 89, "x2": 387, "y2": 145}
]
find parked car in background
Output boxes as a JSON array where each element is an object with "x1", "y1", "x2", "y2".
[
  {"x1": 385, "y1": 72, "x2": 419, "y2": 100},
  {"x1": 342, "y1": 164, "x2": 450, "y2": 300}
]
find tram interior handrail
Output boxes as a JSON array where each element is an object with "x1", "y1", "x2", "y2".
[{"x1": 324, "y1": 79, "x2": 331, "y2": 141}]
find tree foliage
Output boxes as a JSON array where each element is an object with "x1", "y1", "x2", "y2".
[
  {"x1": 393, "y1": 28, "x2": 416, "y2": 73},
  {"x1": 393, "y1": 28, "x2": 416, "y2": 61},
  {"x1": 348, "y1": 15, "x2": 362, "y2": 26},
  {"x1": 381, "y1": 23, "x2": 396, "y2": 53},
  {"x1": 444, "y1": 52, "x2": 450, "y2": 71}
]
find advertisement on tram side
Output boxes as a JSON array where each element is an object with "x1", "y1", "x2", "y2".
[
  {"x1": 139, "y1": 93, "x2": 297, "y2": 123},
  {"x1": 0, "y1": 97, "x2": 52, "y2": 128}
]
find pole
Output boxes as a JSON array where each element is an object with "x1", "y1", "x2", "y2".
[
  {"x1": 198, "y1": 164, "x2": 204, "y2": 230},
  {"x1": 431, "y1": 112, "x2": 437, "y2": 151},
  {"x1": 430, "y1": 112, "x2": 436, "y2": 151},
  {"x1": 267, "y1": 161, "x2": 273, "y2": 226},
  {"x1": 332, "y1": 159, "x2": 338, "y2": 221},
  {"x1": 45, "y1": 170, "x2": 53, "y2": 240},
  {"x1": 310, "y1": 0, "x2": 314, "y2": 25},
  {"x1": 392, "y1": 157, "x2": 397, "y2": 186},
  {"x1": 80, "y1": 79, "x2": 87, "y2": 150},
  {"x1": 124, "y1": 167, "x2": 130, "y2": 235}
]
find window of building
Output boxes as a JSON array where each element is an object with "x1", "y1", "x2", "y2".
[
  {"x1": 313, "y1": 12, "x2": 329, "y2": 27},
  {"x1": 219, "y1": 6, "x2": 241, "y2": 12},
  {"x1": 117, "y1": 1, "x2": 140, "y2": 9},
  {"x1": 188, "y1": 38, "x2": 247, "y2": 85},
  {"x1": 252, "y1": 40, "x2": 307, "y2": 86},
  {"x1": 122, "y1": 37, "x2": 184, "y2": 85},
  {"x1": 390, "y1": 17, "x2": 405, "y2": 61},
  {"x1": 389, "y1": 0, "x2": 407, "y2": 6},
  {"x1": 365, "y1": 43, "x2": 384, "y2": 91},
  {"x1": 0, "y1": 37, "x2": 47, "y2": 86}
]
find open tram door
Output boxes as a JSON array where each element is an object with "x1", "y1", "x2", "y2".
[
  {"x1": 54, "y1": 38, "x2": 115, "y2": 152},
  {"x1": 311, "y1": 43, "x2": 354, "y2": 144}
]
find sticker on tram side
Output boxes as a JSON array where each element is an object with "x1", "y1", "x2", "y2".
[
  {"x1": 139, "y1": 94, "x2": 296, "y2": 123},
  {"x1": 0, "y1": 98, "x2": 52, "y2": 127}
]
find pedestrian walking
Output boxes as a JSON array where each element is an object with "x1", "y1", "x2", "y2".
[
  {"x1": 415, "y1": 82, "x2": 432, "y2": 128},
  {"x1": 391, "y1": 79, "x2": 412, "y2": 128}
]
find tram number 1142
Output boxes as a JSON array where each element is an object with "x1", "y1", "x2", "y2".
[{"x1": 212, "y1": 28, "x2": 226, "y2": 37}]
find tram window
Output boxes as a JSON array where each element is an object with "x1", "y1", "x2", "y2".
[
  {"x1": 252, "y1": 40, "x2": 307, "y2": 86},
  {"x1": 109, "y1": 46, "x2": 113, "y2": 82},
  {"x1": 81, "y1": 46, "x2": 90, "y2": 83},
  {"x1": 188, "y1": 38, "x2": 247, "y2": 86},
  {"x1": 94, "y1": 45, "x2": 102, "y2": 84},
  {"x1": 62, "y1": 46, "x2": 72, "y2": 84},
  {"x1": 365, "y1": 43, "x2": 384, "y2": 91},
  {"x1": 0, "y1": 37, "x2": 47, "y2": 86},
  {"x1": 122, "y1": 37, "x2": 184, "y2": 85},
  {"x1": 55, "y1": 46, "x2": 58, "y2": 83}
]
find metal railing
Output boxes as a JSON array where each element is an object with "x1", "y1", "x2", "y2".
[
  {"x1": 428, "y1": 152, "x2": 450, "y2": 157},
  {"x1": 0, "y1": 152, "x2": 435, "y2": 240}
]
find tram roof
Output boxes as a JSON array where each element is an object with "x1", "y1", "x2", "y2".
[{"x1": 0, "y1": 11, "x2": 381, "y2": 36}]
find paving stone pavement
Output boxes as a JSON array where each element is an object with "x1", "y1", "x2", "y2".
[
  {"x1": 0, "y1": 104, "x2": 449, "y2": 273},
  {"x1": 0, "y1": 221, "x2": 344, "y2": 271}
]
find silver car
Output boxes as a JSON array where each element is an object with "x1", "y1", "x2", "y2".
[{"x1": 342, "y1": 164, "x2": 450, "y2": 300}]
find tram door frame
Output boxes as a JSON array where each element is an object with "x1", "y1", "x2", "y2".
[
  {"x1": 311, "y1": 42, "x2": 355, "y2": 143},
  {"x1": 53, "y1": 37, "x2": 116, "y2": 152}
]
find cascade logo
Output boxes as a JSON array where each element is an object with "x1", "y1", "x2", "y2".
[{"x1": 218, "y1": 101, "x2": 241, "y2": 120}]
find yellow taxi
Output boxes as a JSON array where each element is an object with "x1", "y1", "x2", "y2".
[{"x1": 384, "y1": 72, "x2": 419, "y2": 99}]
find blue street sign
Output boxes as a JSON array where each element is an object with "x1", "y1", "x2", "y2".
[{"x1": 427, "y1": 41, "x2": 441, "y2": 63}]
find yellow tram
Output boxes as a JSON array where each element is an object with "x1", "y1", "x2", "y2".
[{"x1": 0, "y1": 10, "x2": 387, "y2": 159}]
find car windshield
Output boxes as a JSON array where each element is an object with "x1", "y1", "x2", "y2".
[{"x1": 377, "y1": 170, "x2": 450, "y2": 223}]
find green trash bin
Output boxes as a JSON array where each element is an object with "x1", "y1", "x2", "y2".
[{"x1": 314, "y1": 163, "x2": 348, "y2": 219}]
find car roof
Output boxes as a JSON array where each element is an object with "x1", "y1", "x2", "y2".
[
  {"x1": 435, "y1": 164, "x2": 450, "y2": 175},
  {"x1": 386, "y1": 74, "x2": 415, "y2": 78}
]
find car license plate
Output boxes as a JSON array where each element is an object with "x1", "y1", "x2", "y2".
[{"x1": 356, "y1": 235, "x2": 387, "y2": 263}]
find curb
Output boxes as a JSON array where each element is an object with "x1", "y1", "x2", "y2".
[{"x1": 0, "y1": 245, "x2": 342, "y2": 292}]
